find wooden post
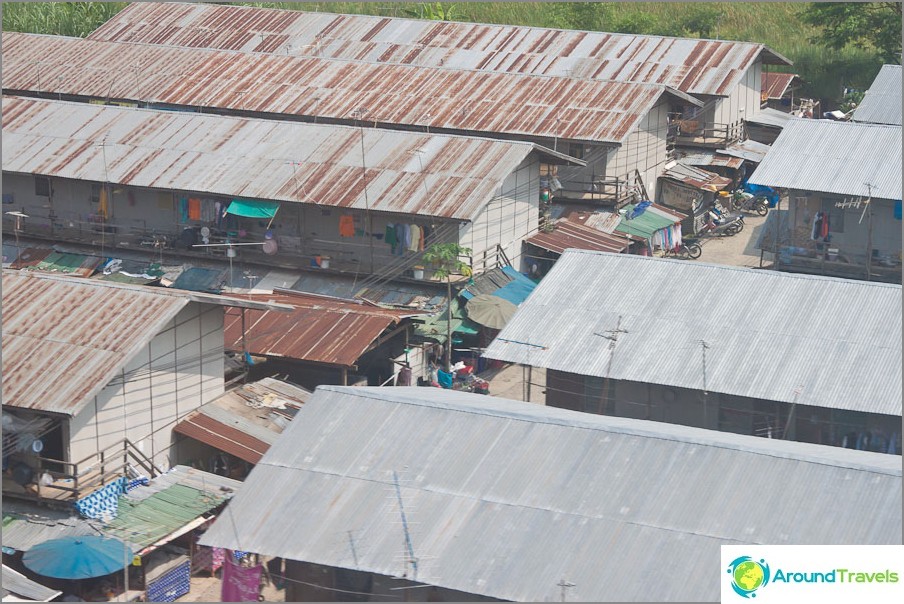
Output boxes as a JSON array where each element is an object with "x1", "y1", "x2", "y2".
[{"x1": 341, "y1": 367, "x2": 348, "y2": 386}]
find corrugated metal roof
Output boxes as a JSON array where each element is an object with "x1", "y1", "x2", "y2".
[
  {"x1": 614, "y1": 203, "x2": 682, "y2": 239},
  {"x1": 677, "y1": 150, "x2": 744, "y2": 170},
  {"x1": 199, "y1": 386, "x2": 901, "y2": 602},
  {"x1": 289, "y1": 272, "x2": 447, "y2": 311},
  {"x1": 717, "y1": 139, "x2": 772, "y2": 163},
  {"x1": 87, "y1": 2, "x2": 790, "y2": 97},
  {"x1": 485, "y1": 251, "x2": 902, "y2": 415},
  {"x1": 760, "y1": 72, "x2": 799, "y2": 100},
  {"x1": 526, "y1": 219, "x2": 631, "y2": 254},
  {"x1": 2, "y1": 95, "x2": 536, "y2": 222},
  {"x1": 852, "y1": 64, "x2": 902, "y2": 126},
  {"x1": 1, "y1": 269, "x2": 284, "y2": 416},
  {"x1": 1, "y1": 269, "x2": 189, "y2": 416},
  {"x1": 745, "y1": 107, "x2": 792, "y2": 128},
  {"x1": 173, "y1": 378, "x2": 310, "y2": 464},
  {"x1": 3, "y1": 32, "x2": 690, "y2": 146},
  {"x1": 8, "y1": 247, "x2": 51, "y2": 270},
  {"x1": 661, "y1": 162, "x2": 732, "y2": 190},
  {"x1": 120, "y1": 464, "x2": 242, "y2": 503},
  {"x1": 1, "y1": 501, "x2": 97, "y2": 553},
  {"x1": 747, "y1": 119, "x2": 903, "y2": 200},
  {"x1": 2, "y1": 565, "x2": 62, "y2": 602},
  {"x1": 223, "y1": 291, "x2": 420, "y2": 367},
  {"x1": 103, "y1": 466, "x2": 242, "y2": 548}
]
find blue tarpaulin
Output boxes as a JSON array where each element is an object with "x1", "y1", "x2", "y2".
[
  {"x1": 493, "y1": 266, "x2": 537, "y2": 306},
  {"x1": 743, "y1": 182, "x2": 780, "y2": 208}
]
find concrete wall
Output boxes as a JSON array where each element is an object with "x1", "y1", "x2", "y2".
[
  {"x1": 285, "y1": 560, "x2": 497, "y2": 602},
  {"x1": 606, "y1": 98, "x2": 671, "y2": 200},
  {"x1": 459, "y1": 155, "x2": 539, "y2": 270},
  {"x1": 68, "y1": 303, "x2": 225, "y2": 470},
  {"x1": 545, "y1": 369, "x2": 901, "y2": 452}
]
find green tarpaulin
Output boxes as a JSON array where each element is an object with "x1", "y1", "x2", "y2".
[
  {"x1": 615, "y1": 204, "x2": 677, "y2": 240},
  {"x1": 225, "y1": 199, "x2": 280, "y2": 218}
]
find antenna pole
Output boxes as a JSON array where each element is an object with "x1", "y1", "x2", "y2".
[{"x1": 392, "y1": 470, "x2": 418, "y2": 580}]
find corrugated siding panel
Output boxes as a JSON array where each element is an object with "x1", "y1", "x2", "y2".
[
  {"x1": 1, "y1": 270, "x2": 188, "y2": 415},
  {"x1": 87, "y1": 2, "x2": 789, "y2": 96},
  {"x1": 760, "y1": 72, "x2": 797, "y2": 99},
  {"x1": 852, "y1": 65, "x2": 902, "y2": 126},
  {"x1": 199, "y1": 387, "x2": 901, "y2": 602},
  {"x1": 173, "y1": 413, "x2": 267, "y2": 464},
  {"x1": 1, "y1": 95, "x2": 534, "y2": 222},
  {"x1": 485, "y1": 251, "x2": 902, "y2": 415},
  {"x1": 2, "y1": 32, "x2": 666, "y2": 145},
  {"x1": 222, "y1": 292, "x2": 415, "y2": 366},
  {"x1": 747, "y1": 119, "x2": 903, "y2": 200}
]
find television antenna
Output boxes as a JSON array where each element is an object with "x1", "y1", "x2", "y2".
[
  {"x1": 392, "y1": 470, "x2": 418, "y2": 580},
  {"x1": 191, "y1": 240, "x2": 268, "y2": 288}
]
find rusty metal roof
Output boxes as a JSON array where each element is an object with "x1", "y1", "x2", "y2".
[
  {"x1": 223, "y1": 291, "x2": 423, "y2": 367},
  {"x1": 1, "y1": 269, "x2": 189, "y2": 416},
  {"x1": 1, "y1": 269, "x2": 289, "y2": 416},
  {"x1": 678, "y1": 151, "x2": 745, "y2": 170},
  {"x1": 2, "y1": 32, "x2": 694, "y2": 145},
  {"x1": 661, "y1": 162, "x2": 732, "y2": 190},
  {"x1": 87, "y1": 2, "x2": 790, "y2": 97},
  {"x1": 761, "y1": 72, "x2": 800, "y2": 100},
  {"x1": 173, "y1": 378, "x2": 310, "y2": 464},
  {"x1": 2, "y1": 95, "x2": 538, "y2": 221},
  {"x1": 526, "y1": 219, "x2": 631, "y2": 255}
]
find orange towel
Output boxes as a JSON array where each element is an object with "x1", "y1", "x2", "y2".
[
  {"x1": 339, "y1": 215, "x2": 355, "y2": 238},
  {"x1": 188, "y1": 197, "x2": 202, "y2": 221}
]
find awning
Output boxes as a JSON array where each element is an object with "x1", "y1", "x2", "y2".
[
  {"x1": 615, "y1": 203, "x2": 684, "y2": 240},
  {"x1": 225, "y1": 199, "x2": 280, "y2": 218}
]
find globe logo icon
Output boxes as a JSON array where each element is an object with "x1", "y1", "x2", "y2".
[{"x1": 727, "y1": 556, "x2": 770, "y2": 598}]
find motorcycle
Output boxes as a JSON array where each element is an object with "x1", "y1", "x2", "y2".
[
  {"x1": 726, "y1": 189, "x2": 769, "y2": 216},
  {"x1": 662, "y1": 239, "x2": 703, "y2": 259},
  {"x1": 699, "y1": 204, "x2": 744, "y2": 236}
]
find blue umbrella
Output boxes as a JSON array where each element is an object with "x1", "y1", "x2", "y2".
[{"x1": 23, "y1": 535, "x2": 133, "y2": 580}]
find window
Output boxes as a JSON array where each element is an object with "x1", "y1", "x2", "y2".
[
  {"x1": 568, "y1": 143, "x2": 585, "y2": 160},
  {"x1": 34, "y1": 176, "x2": 50, "y2": 197}
]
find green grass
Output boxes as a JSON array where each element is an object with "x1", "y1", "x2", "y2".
[{"x1": 2, "y1": 2, "x2": 884, "y2": 102}]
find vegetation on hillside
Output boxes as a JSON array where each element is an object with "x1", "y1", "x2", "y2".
[{"x1": 3, "y1": 2, "x2": 896, "y2": 104}]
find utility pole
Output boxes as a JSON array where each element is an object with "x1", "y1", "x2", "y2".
[
  {"x1": 595, "y1": 316, "x2": 628, "y2": 415},
  {"x1": 700, "y1": 340, "x2": 710, "y2": 428},
  {"x1": 557, "y1": 579, "x2": 575, "y2": 602}
]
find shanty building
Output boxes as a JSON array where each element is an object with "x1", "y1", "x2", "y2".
[
  {"x1": 85, "y1": 1, "x2": 792, "y2": 147},
  {"x1": 1, "y1": 95, "x2": 576, "y2": 278},
  {"x1": 484, "y1": 251, "x2": 902, "y2": 454},
  {"x1": 749, "y1": 118, "x2": 902, "y2": 282},
  {"x1": 2, "y1": 31, "x2": 692, "y2": 204},
  {"x1": 220, "y1": 290, "x2": 428, "y2": 389},
  {"x1": 0, "y1": 269, "x2": 282, "y2": 503},
  {"x1": 199, "y1": 386, "x2": 902, "y2": 602},
  {"x1": 759, "y1": 71, "x2": 803, "y2": 112},
  {"x1": 851, "y1": 64, "x2": 901, "y2": 126}
]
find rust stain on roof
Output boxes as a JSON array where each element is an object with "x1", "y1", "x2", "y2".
[
  {"x1": 4, "y1": 32, "x2": 672, "y2": 145},
  {"x1": 86, "y1": 2, "x2": 788, "y2": 96},
  {"x1": 525, "y1": 220, "x2": 631, "y2": 255},
  {"x1": 223, "y1": 291, "x2": 424, "y2": 367},
  {"x1": 761, "y1": 72, "x2": 799, "y2": 100}
]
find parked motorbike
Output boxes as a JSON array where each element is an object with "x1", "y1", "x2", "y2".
[
  {"x1": 726, "y1": 190, "x2": 769, "y2": 216},
  {"x1": 700, "y1": 204, "x2": 744, "y2": 236},
  {"x1": 662, "y1": 239, "x2": 703, "y2": 259}
]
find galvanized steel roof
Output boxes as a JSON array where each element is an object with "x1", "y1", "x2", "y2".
[
  {"x1": 2, "y1": 565, "x2": 62, "y2": 601},
  {"x1": 745, "y1": 106, "x2": 793, "y2": 128},
  {"x1": 0, "y1": 269, "x2": 281, "y2": 416},
  {"x1": 173, "y1": 378, "x2": 310, "y2": 464},
  {"x1": 2, "y1": 95, "x2": 538, "y2": 221},
  {"x1": 747, "y1": 119, "x2": 903, "y2": 200},
  {"x1": 1, "y1": 501, "x2": 98, "y2": 553},
  {"x1": 3, "y1": 32, "x2": 694, "y2": 145},
  {"x1": 87, "y1": 1, "x2": 790, "y2": 97},
  {"x1": 485, "y1": 251, "x2": 902, "y2": 416},
  {"x1": 717, "y1": 138, "x2": 772, "y2": 163},
  {"x1": 760, "y1": 72, "x2": 799, "y2": 100},
  {"x1": 223, "y1": 291, "x2": 422, "y2": 367},
  {"x1": 852, "y1": 65, "x2": 902, "y2": 126},
  {"x1": 199, "y1": 386, "x2": 901, "y2": 602}
]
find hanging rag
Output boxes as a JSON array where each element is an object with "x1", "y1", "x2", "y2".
[
  {"x1": 188, "y1": 197, "x2": 202, "y2": 221},
  {"x1": 214, "y1": 201, "x2": 223, "y2": 227},
  {"x1": 179, "y1": 197, "x2": 189, "y2": 223},
  {"x1": 821, "y1": 213, "x2": 830, "y2": 239},
  {"x1": 419, "y1": 225, "x2": 425, "y2": 251},
  {"x1": 402, "y1": 224, "x2": 412, "y2": 250},
  {"x1": 395, "y1": 223, "x2": 406, "y2": 255},
  {"x1": 339, "y1": 214, "x2": 356, "y2": 237},
  {"x1": 409, "y1": 225, "x2": 421, "y2": 252},
  {"x1": 437, "y1": 369, "x2": 454, "y2": 389},
  {"x1": 385, "y1": 223, "x2": 398, "y2": 252}
]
